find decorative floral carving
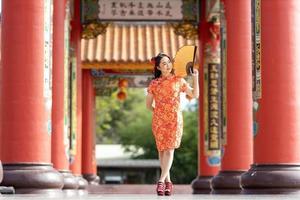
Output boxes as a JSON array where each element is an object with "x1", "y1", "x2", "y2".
[
  {"x1": 82, "y1": 22, "x2": 110, "y2": 39},
  {"x1": 169, "y1": 22, "x2": 198, "y2": 40}
]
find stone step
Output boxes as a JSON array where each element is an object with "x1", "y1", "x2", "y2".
[{"x1": 88, "y1": 184, "x2": 192, "y2": 194}]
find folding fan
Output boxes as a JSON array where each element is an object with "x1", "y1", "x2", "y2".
[{"x1": 173, "y1": 45, "x2": 198, "y2": 77}]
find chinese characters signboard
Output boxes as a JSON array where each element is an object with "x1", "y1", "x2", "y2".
[
  {"x1": 99, "y1": 0, "x2": 182, "y2": 20},
  {"x1": 207, "y1": 63, "x2": 222, "y2": 150},
  {"x1": 252, "y1": 0, "x2": 261, "y2": 100},
  {"x1": 203, "y1": 61, "x2": 222, "y2": 166},
  {"x1": 82, "y1": 0, "x2": 199, "y2": 22}
]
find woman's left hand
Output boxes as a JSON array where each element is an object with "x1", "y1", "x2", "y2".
[{"x1": 191, "y1": 69, "x2": 199, "y2": 77}]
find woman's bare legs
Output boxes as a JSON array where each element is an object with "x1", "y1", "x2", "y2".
[
  {"x1": 158, "y1": 149, "x2": 174, "y2": 182},
  {"x1": 158, "y1": 151, "x2": 165, "y2": 182},
  {"x1": 165, "y1": 172, "x2": 171, "y2": 182},
  {"x1": 158, "y1": 151, "x2": 171, "y2": 182},
  {"x1": 158, "y1": 151, "x2": 164, "y2": 181}
]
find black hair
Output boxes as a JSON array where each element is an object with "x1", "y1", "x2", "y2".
[{"x1": 150, "y1": 53, "x2": 175, "y2": 79}]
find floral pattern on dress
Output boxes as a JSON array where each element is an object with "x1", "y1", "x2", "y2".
[{"x1": 147, "y1": 75, "x2": 189, "y2": 151}]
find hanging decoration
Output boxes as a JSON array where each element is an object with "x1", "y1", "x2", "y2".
[
  {"x1": 117, "y1": 78, "x2": 128, "y2": 101},
  {"x1": 118, "y1": 78, "x2": 129, "y2": 88},
  {"x1": 117, "y1": 88, "x2": 127, "y2": 101}
]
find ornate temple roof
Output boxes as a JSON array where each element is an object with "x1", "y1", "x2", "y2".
[{"x1": 81, "y1": 23, "x2": 198, "y2": 70}]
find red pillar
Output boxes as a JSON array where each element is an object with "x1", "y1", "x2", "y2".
[
  {"x1": 191, "y1": 0, "x2": 220, "y2": 193},
  {"x1": 69, "y1": 0, "x2": 88, "y2": 190},
  {"x1": 51, "y1": 0, "x2": 78, "y2": 190},
  {"x1": 241, "y1": 0, "x2": 300, "y2": 194},
  {"x1": 82, "y1": 70, "x2": 99, "y2": 185},
  {"x1": 0, "y1": 0, "x2": 63, "y2": 193},
  {"x1": 211, "y1": 0, "x2": 253, "y2": 194},
  {"x1": 0, "y1": 21, "x2": 2, "y2": 186}
]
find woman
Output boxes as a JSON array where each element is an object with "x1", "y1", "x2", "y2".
[{"x1": 146, "y1": 53, "x2": 199, "y2": 196}]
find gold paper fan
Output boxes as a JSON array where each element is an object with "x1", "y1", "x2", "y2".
[{"x1": 173, "y1": 45, "x2": 197, "y2": 77}]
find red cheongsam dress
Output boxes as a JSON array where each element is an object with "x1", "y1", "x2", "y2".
[{"x1": 147, "y1": 75, "x2": 189, "y2": 151}]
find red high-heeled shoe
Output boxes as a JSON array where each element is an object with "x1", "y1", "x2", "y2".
[
  {"x1": 164, "y1": 181, "x2": 173, "y2": 196},
  {"x1": 156, "y1": 181, "x2": 165, "y2": 196}
]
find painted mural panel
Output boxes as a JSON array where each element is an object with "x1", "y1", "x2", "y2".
[
  {"x1": 69, "y1": 55, "x2": 77, "y2": 163},
  {"x1": 64, "y1": 0, "x2": 71, "y2": 161},
  {"x1": 206, "y1": 0, "x2": 219, "y2": 21},
  {"x1": 220, "y1": 0, "x2": 227, "y2": 146},
  {"x1": 44, "y1": 0, "x2": 53, "y2": 136}
]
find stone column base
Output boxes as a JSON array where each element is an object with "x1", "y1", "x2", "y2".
[
  {"x1": 83, "y1": 174, "x2": 100, "y2": 185},
  {"x1": 77, "y1": 176, "x2": 88, "y2": 196},
  {"x1": 77, "y1": 176, "x2": 88, "y2": 190},
  {"x1": 0, "y1": 163, "x2": 64, "y2": 194},
  {"x1": 0, "y1": 186, "x2": 15, "y2": 194},
  {"x1": 0, "y1": 161, "x2": 3, "y2": 183},
  {"x1": 191, "y1": 176, "x2": 212, "y2": 194},
  {"x1": 211, "y1": 171, "x2": 245, "y2": 194},
  {"x1": 60, "y1": 170, "x2": 79, "y2": 190},
  {"x1": 241, "y1": 164, "x2": 300, "y2": 194}
]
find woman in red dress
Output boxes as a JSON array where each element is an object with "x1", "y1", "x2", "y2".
[{"x1": 146, "y1": 53, "x2": 199, "y2": 195}]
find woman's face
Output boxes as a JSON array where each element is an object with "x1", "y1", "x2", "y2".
[{"x1": 158, "y1": 56, "x2": 173, "y2": 75}]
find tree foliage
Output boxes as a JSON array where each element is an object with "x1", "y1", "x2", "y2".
[{"x1": 96, "y1": 88, "x2": 198, "y2": 183}]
